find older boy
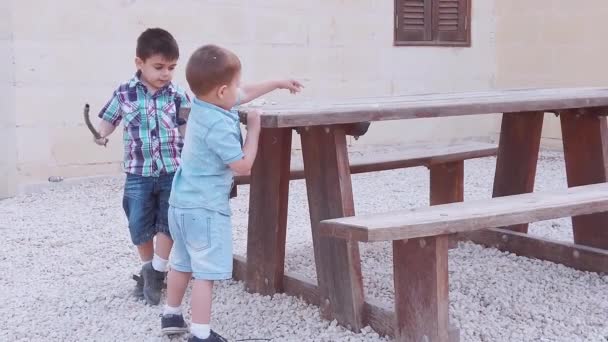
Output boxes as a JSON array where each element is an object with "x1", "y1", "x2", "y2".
[{"x1": 94, "y1": 28, "x2": 191, "y2": 306}]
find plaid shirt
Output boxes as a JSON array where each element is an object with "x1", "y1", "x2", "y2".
[{"x1": 98, "y1": 72, "x2": 191, "y2": 177}]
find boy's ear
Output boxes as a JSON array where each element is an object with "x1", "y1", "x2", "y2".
[
  {"x1": 135, "y1": 57, "x2": 144, "y2": 70},
  {"x1": 217, "y1": 85, "x2": 228, "y2": 99}
]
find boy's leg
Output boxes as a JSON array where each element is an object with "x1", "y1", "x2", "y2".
[
  {"x1": 166, "y1": 268, "x2": 192, "y2": 307},
  {"x1": 161, "y1": 269, "x2": 191, "y2": 335},
  {"x1": 152, "y1": 172, "x2": 176, "y2": 271},
  {"x1": 161, "y1": 206, "x2": 192, "y2": 335},
  {"x1": 122, "y1": 173, "x2": 157, "y2": 299},
  {"x1": 190, "y1": 280, "x2": 214, "y2": 339},
  {"x1": 143, "y1": 173, "x2": 176, "y2": 304},
  {"x1": 189, "y1": 210, "x2": 233, "y2": 340},
  {"x1": 137, "y1": 241, "x2": 154, "y2": 261},
  {"x1": 154, "y1": 232, "x2": 172, "y2": 267}
]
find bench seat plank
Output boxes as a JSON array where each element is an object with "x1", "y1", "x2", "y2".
[
  {"x1": 235, "y1": 141, "x2": 497, "y2": 185},
  {"x1": 321, "y1": 182, "x2": 608, "y2": 242}
]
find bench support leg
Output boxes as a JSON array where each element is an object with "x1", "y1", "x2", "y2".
[
  {"x1": 245, "y1": 128, "x2": 292, "y2": 295},
  {"x1": 301, "y1": 125, "x2": 365, "y2": 331},
  {"x1": 561, "y1": 111, "x2": 608, "y2": 249},
  {"x1": 394, "y1": 236, "x2": 450, "y2": 342},
  {"x1": 430, "y1": 161, "x2": 464, "y2": 249},
  {"x1": 493, "y1": 112, "x2": 544, "y2": 233}
]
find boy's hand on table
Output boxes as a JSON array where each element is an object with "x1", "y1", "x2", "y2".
[{"x1": 246, "y1": 109, "x2": 262, "y2": 131}]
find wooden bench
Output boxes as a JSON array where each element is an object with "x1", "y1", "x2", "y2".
[
  {"x1": 234, "y1": 141, "x2": 497, "y2": 188},
  {"x1": 318, "y1": 182, "x2": 608, "y2": 342}
]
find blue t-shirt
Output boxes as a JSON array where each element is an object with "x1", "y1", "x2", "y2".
[{"x1": 169, "y1": 97, "x2": 244, "y2": 215}]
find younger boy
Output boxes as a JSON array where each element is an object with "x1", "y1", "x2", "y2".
[
  {"x1": 94, "y1": 28, "x2": 191, "y2": 305},
  {"x1": 159, "y1": 44, "x2": 302, "y2": 341}
]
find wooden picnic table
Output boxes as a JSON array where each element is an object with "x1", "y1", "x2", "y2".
[{"x1": 234, "y1": 87, "x2": 608, "y2": 340}]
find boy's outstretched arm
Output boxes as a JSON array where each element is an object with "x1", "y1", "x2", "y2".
[{"x1": 239, "y1": 79, "x2": 304, "y2": 105}]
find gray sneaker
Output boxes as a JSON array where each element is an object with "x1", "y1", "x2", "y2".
[
  {"x1": 141, "y1": 263, "x2": 165, "y2": 305},
  {"x1": 132, "y1": 270, "x2": 144, "y2": 299}
]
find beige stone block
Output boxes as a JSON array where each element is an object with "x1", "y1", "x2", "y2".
[
  {"x1": 0, "y1": 40, "x2": 16, "y2": 85},
  {"x1": 495, "y1": 0, "x2": 546, "y2": 17},
  {"x1": 541, "y1": 113, "x2": 562, "y2": 140},
  {"x1": 536, "y1": 16, "x2": 601, "y2": 47},
  {"x1": 0, "y1": 6, "x2": 12, "y2": 41},
  {"x1": 0, "y1": 127, "x2": 17, "y2": 165},
  {"x1": 13, "y1": 0, "x2": 115, "y2": 41},
  {"x1": 0, "y1": 166, "x2": 18, "y2": 198},
  {"x1": 548, "y1": 0, "x2": 603, "y2": 17},
  {"x1": 50, "y1": 126, "x2": 123, "y2": 165},
  {"x1": 251, "y1": 9, "x2": 308, "y2": 45},
  {"x1": 307, "y1": 11, "x2": 386, "y2": 47},
  {"x1": 13, "y1": 40, "x2": 134, "y2": 86},
  {"x1": 495, "y1": 14, "x2": 541, "y2": 46},
  {"x1": 307, "y1": 80, "x2": 392, "y2": 99},
  {"x1": 247, "y1": 46, "x2": 313, "y2": 81},
  {"x1": 322, "y1": 0, "x2": 376, "y2": 14},
  {"x1": 0, "y1": 123, "x2": 18, "y2": 199},
  {"x1": 12, "y1": 0, "x2": 199, "y2": 42},
  {"x1": 153, "y1": 4, "x2": 255, "y2": 46},
  {"x1": 0, "y1": 86, "x2": 16, "y2": 128},
  {"x1": 16, "y1": 126, "x2": 51, "y2": 164},
  {"x1": 14, "y1": 85, "x2": 120, "y2": 127},
  {"x1": 496, "y1": 43, "x2": 552, "y2": 79},
  {"x1": 247, "y1": 0, "x2": 316, "y2": 11},
  {"x1": 339, "y1": 47, "x2": 390, "y2": 81},
  {"x1": 541, "y1": 46, "x2": 608, "y2": 87}
]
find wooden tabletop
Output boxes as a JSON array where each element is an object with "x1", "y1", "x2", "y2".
[{"x1": 238, "y1": 87, "x2": 608, "y2": 128}]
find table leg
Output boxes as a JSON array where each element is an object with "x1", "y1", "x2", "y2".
[
  {"x1": 300, "y1": 125, "x2": 365, "y2": 331},
  {"x1": 393, "y1": 236, "x2": 449, "y2": 342},
  {"x1": 430, "y1": 161, "x2": 464, "y2": 205},
  {"x1": 430, "y1": 161, "x2": 464, "y2": 249},
  {"x1": 560, "y1": 110, "x2": 608, "y2": 249},
  {"x1": 493, "y1": 112, "x2": 544, "y2": 233},
  {"x1": 245, "y1": 128, "x2": 292, "y2": 295}
]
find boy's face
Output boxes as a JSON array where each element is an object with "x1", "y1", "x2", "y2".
[{"x1": 135, "y1": 54, "x2": 177, "y2": 91}]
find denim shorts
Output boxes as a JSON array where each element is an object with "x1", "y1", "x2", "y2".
[
  {"x1": 168, "y1": 206, "x2": 233, "y2": 280},
  {"x1": 122, "y1": 172, "x2": 174, "y2": 245}
]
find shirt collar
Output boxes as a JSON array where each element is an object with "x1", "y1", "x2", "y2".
[
  {"x1": 192, "y1": 97, "x2": 239, "y2": 121},
  {"x1": 128, "y1": 70, "x2": 176, "y2": 95}
]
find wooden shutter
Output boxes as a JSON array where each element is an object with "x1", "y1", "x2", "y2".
[
  {"x1": 433, "y1": 0, "x2": 469, "y2": 43},
  {"x1": 395, "y1": 0, "x2": 432, "y2": 43}
]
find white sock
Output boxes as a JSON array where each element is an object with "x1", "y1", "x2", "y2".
[
  {"x1": 152, "y1": 254, "x2": 168, "y2": 272},
  {"x1": 142, "y1": 260, "x2": 152, "y2": 267},
  {"x1": 191, "y1": 323, "x2": 211, "y2": 339},
  {"x1": 163, "y1": 304, "x2": 181, "y2": 316}
]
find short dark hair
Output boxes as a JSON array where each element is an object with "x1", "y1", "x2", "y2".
[
  {"x1": 136, "y1": 28, "x2": 179, "y2": 61},
  {"x1": 186, "y1": 44, "x2": 241, "y2": 96}
]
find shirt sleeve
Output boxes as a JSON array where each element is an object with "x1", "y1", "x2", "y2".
[
  {"x1": 205, "y1": 119, "x2": 244, "y2": 165},
  {"x1": 97, "y1": 91, "x2": 123, "y2": 126}
]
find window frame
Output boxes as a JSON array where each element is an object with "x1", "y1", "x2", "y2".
[{"x1": 393, "y1": 0, "x2": 472, "y2": 47}]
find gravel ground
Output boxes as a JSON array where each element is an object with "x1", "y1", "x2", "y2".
[{"x1": 1, "y1": 146, "x2": 607, "y2": 342}]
